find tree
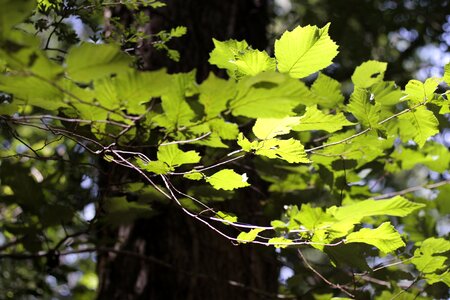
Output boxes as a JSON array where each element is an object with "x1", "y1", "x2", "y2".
[{"x1": 0, "y1": 1, "x2": 450, "y2": 299}]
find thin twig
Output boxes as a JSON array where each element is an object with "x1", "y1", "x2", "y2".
[
  {"x1": 372, "y1": 180, "x2": 450, "y2": 200},
  {"x1": 306, "y1": 102, "x2": 424, "y2": 153},
  {"x1": 297, "y1": 249, "x2": 355, "y2": 298},
  {"x1": 159, "y1": 132, "x2": 212, "y2": 146}
]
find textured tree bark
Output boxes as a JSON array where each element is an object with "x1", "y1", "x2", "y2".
[{"x1": 96, "y1": 1, "x2": 279, "y2": 299}]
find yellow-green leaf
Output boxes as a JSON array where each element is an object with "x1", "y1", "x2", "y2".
[
  {"x1": 252, "y1": 117, "x2": 300, "y2": 139},
  {"x1": 206, "y1": 169, "x2": 250, "y2": 190},
  {"x1": 292, "y1": 105, "x2": 355, "y2": 133},
  {"x1": 66, "y1": 43, "x2": 132, "y2": 82},
  {"x1": 347, "y1": 88, "x2": 381, "y2": 128},
  {"x1": 236, "y1": 228, "x2": 264, "y2": 243},
  {"x1": 351, "y1": 60, "x2": 387, "y2": 88},
  {"x1": 275, "y1": 23, "x2": 338, "y2": 78},
  {"x1": 268, "y1": 237, "x2": 293, "y2": 248},
  {"x1": 329, "y1": 196, "x2": 425, "y2": 221},
  {"x1": 157, "y1": 144, "x2": 201, "y2": 169},
  {"x1": 398, "y1": 106, "x2": 439, "y2": 147},
  {"x1": 238, "y1": 133, "x2": 310, "y2": 164},
  {"x1": 345, "y1": 222, "x2": 405, "y2": 253}
]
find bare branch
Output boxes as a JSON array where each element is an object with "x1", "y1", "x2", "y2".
[
  {"x1": 372, "y1": 180, "x2": 450, "y2": 200},
  {"x1": 297, "y1": 249, "x2": 355, "y2": 298}
]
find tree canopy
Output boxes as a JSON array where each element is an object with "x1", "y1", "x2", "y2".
[{"x1": 0, "y1": 0, "x2": 449, "y2": 299}]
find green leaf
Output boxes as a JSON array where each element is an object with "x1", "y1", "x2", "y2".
[
  {"x1": 230, "y1": 49, "x2": 276, "y2": 77},
  {"x1": 417, "y1": 237, "x2": 450, "y2": 255},
  {"x1": 291, "y1": 204, "x2": 356, "y2": 249},
  {"x1": 208, "y1": 119, "x2": 239, "y2": 140},
  {"x1": 398, "y1": 106, "x2": 439, "y2": 147},
  {"x1": 310, "y1": 73, "x2": 345, "y2": 108},
  {"x1": 294, "y1": 203, "x2": 334, "y2": 230},
  {"x1": 183, "y1": 171, "x2": 204, "y2": 181},
  {"x1": 371, "y1": 81, "x2": 403, "y2": 106},
  {"x1": 268, "y1": 237, "x2": 293, "y2": 248},
  {"x1": 230, "y1": 72, "x2": 310, "y2": 118},
  {"x1": 0, "y1": 0, "x2": 35, "y2": 33},
  {"x1": 157, "y1": 144, "x2": 201, "y2": 169},
  {"x1": 170, "y1": 26, "x2": 187, "y2": 37},
  {"x1": 351, "y1": 60, "x2": 387, "y2": 88},
  {"x1": 292, "y1": 105, "x2": 355, "y2": 133},
  {"x1": 94, "y1": 70, "x2": 167, "y2": 114},
  {"x1": 409, "y1": 237, "x2": 450, "y2": 274},
  {"x1": 329, "y1": 196, "x2": 425, "y2": 221},
  {"x1": 206, "y1": 169, "x2": 250, "y2": 190},
  {"x1": 236, "y1": 228, "x2": 264, "y2": 243},
  {"x1": 154, "y1": 72, "x2": 197, "y2": 129},
  {"x1": 208, "y1": 39, "x2": 249, "y2": 71},
  {"x1": 0, "y1": 75, "x2": 64, "y2": 110},
  {"x1": 345, "y1": 222, "x2": 405, "y2": 253},
  {"x1": 199, "y1": 73, "x2": 236, "y2": 117},
  {"x1": 136, "y1": 159, "x2": 171, "y2": 175},
  {"x1": 66, "y1": 43, "x2": 133, "y2": 82},
  {"x1": 404, "y1": 78, "x2": 440, "y2": 103},
  {"x1": 411, "y1": 252, "x2": 448, "y2": 273},
  {"x1": 444, "y1": 62, "x2": 450, "y2": 85},
  {"x1": 270, "y1": 220, "x2": 288, "y2": 229},
  {"x1": 216, "y1": 211, "x2": 238, "y2": 224},
  {"x1": 209, "y1": 39, "x2": 275, "y2": 78},
  {"x1": 424, "y1": 271, "x2": 450, "y2": 287},
  {"x1": 238, "y1": 133, "x2": 310, "y2": 163},
  {"x1": 275, "y1": 23, "x2": 339, "y2": 78},
  {"x1": 347, "y1": 88, "x2": 381, "y2": 128},
  {"x1": 252, "y1": 117, "x2": 300, "y2": 139}
]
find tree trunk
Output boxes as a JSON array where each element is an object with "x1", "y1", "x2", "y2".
[{"x1": 96, "y1": 1, "x2": 280, "y2": 299}]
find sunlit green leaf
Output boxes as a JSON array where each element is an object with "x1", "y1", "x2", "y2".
[
  {"x1": 206, "y1": 169, "x2": 250, "y2": 190},
  {"x1": 398, "y1": 106, "x2": 439, "y2": 147},
  {"x1": 404, "y1": 78, "x2": 440, "y2": 104},
  {"x1": 216, "y1": 211, "x2": 238, "y2": 224},
  {"x1": 351, "y1": 60, "x2": 387, "y2": 88},
  {"x1": 154, "y1": 72, "x2": 197, "y2": 129},
  {"x1": 199, "y1": 73, "x2": 236, "y2": 117},
  {"x1": 329, "y1": 196, "x2": 425, "y2": 221},
  {"x1": 293, "y1": 105, "x2": 355, "y2": 133},
  {"x1": 275, "y1": 23, "x2": 338, "y2": 78},
  {"x1": 424, "y1": 271, "x2": 450, "y2": 287},
  {"x1": 268, "y1": 237, "x2": 293, "y2": 248},
  {"x1": 236, "y1": 228, "x2": 264, "y2": 243},
  {"x1": 157, "y1": 144, "x2": 201, "y2": 169},
  {"x1": 347, "y1": 88, "x2": 381, "y2": 128},
  {"x1": 371, "y1": 81, "x2": 403, "y2": 105},
  {"x1": 233, "y1": 49, "x2": 276, "y2": 77},
  {"x1": 183, "y1": 171, "x2": 204, "y2": 181},
  {"x1": 444, "y1": 62, "x2": 450, "y2": 85},
  {"x1": 310, "y1": 73, "x2": 345, "y2": 108},
  {"x1": 238, "y1": 133, "x2": 310, "y2": 163},
  {"x1": 136, "y1": 159, "x2": 171, "y2": 175},
  {"x1": 208, "y1": 39, "x2": 249, "y2": 71},
  {"x1": 208, "y1": 119, "x2": 239, "y2": 140},
  {"x1": 253, "y1": 117, "x2": 300, "y2": 139},
  {"x1": 230, "y1": 72, "x2": 310, "y2": 118},
  {"x1": 411, "y1": 252, "x2": 448, "y2": 273},
  {"x1": 346, "y1": 222, "x2": 405, "y2": 253}
]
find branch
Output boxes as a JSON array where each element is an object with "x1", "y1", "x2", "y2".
[
  {"x1": 306, "y1": 102, "x2": 424, "y2": 153},
  {"x1": 297, "y1": 249, "x2": 355, "y2": 298},
  {"x1": 372, "y1": 179, "x2": 450, "y2": 200}
]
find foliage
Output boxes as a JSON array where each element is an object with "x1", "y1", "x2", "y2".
[{"x1": 0, "y1": 0, "x2": 449, "y2": 299}]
